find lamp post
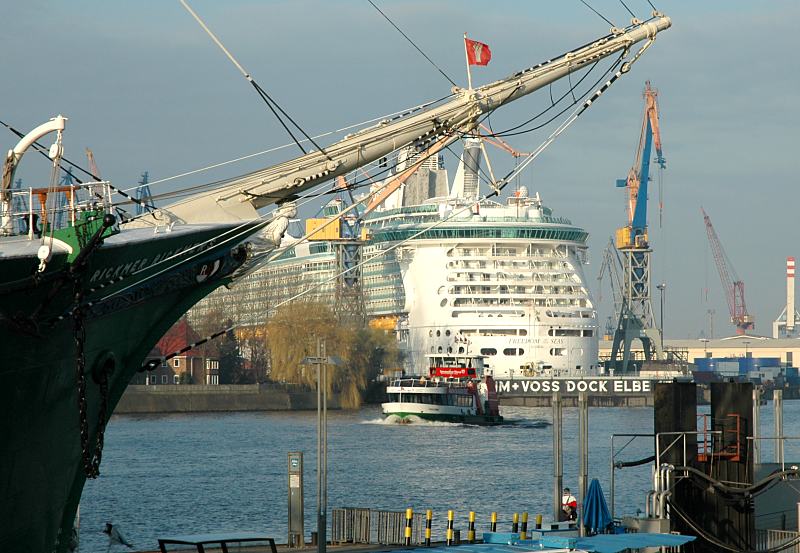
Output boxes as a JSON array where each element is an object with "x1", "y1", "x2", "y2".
[{"x1": 656, "y1": 282, "x2": 666, "y2": 353}]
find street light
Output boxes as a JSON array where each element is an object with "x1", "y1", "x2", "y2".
[{"x1": 656, "y1": 282, "x2": 666, "y2": 352}]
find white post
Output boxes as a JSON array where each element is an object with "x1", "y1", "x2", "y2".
[
  {"x1": 463, "y1": 33, "x2": 473, "y2": 90},
  {"x1": 775, "y1": 389, "x2": 784, "y2": 468}
]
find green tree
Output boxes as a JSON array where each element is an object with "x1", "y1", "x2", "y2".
[
  {"x1": 266, "y1": 302, "x2": 401, "y2": 408},
  {"x1": 218, "y1": 323, "x2": 244, "y2": 384}
]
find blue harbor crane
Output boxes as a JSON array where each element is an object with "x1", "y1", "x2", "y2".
[
  {"x1": 135, "y1": 171, "x2": 155, "y2": 215},
  {"x1": 608, "y1": 81, "x2": 667, "y2": 373}
]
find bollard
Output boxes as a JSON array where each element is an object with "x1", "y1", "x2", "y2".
[
  {"x1": 425, "y1": 510, "x2": 432, "y2": 547},
  {"x1": 490, "y1": 512, "x2": 497, "y2": 532},
  {"x1": 521, "y1": 512, "x2": 528, "y2": 540},
  {"x1": 405, "y1": 508, "x2": 413, "y2": 546},
  {"x1": 447, "y1": 510, "x2": 455, "y2": 546},
  {"x1": 535, "y1": 514, "x2": 542, "y2": 530},
  {"x1": 467, "y1": 511, "x2": 476, "y2": 543},
  {"x1": 512, "y1": 512, "x2": 519, "y2": 534}
]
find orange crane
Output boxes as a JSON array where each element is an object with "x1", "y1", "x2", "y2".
[
  {"x1": 85, "y1": 147, "x2": 101, "y2": 179},
  {"x1": 701, "y1": 207, "x2": 754, "y2": 335}
]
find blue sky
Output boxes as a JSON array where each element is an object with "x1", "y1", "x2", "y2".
[{"x1": 2, "y1": 1, "x2": 798, "y2": 339}]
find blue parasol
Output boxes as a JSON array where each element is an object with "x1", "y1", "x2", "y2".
[{"x1": 583, "y1": 478, "x2": 613, "y2": 535}]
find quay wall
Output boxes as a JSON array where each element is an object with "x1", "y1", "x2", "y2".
[
  {"x1": 115, "y1": 384, "x2": 340, "y2": 414},
  {"x1": 500, "y1": 394, "x2": 652, "y2": 407}
]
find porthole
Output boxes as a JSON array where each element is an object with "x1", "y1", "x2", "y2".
[
  {"x1": 445, "y1": 330, "x2": 451, "y2": 336},
  {"x1": 440, "y1": 299, "x2": 448, "y2": 307},
  {"x1": 436, "y1": 330, "x2": 441, "y2": 337}
]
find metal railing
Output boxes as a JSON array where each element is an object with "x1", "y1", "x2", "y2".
[
  {"x1": 2, "y1": 181, "x2": 114, "y2": 238},
  {"x1": 754, "y1": 529, "x2": 800, "y2": 553},
  {"x1": 331, "y1": 508, "x2": 426, "y2": 545}
]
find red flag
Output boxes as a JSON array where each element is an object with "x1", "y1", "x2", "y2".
[{"x1": 465, "y1": 38, "x2": 492, "y2": 66}]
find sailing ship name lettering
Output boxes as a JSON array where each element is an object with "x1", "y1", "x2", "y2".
[{"x1": 89, "y1": 240, "x2": 211, "y2": 283}]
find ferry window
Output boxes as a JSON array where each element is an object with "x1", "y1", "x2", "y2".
[
  {"x1": 576, "y1": 365, "x2": 582, "y2": 371},
  {"x1": 436, "y1": 330, "x2": 441, "y2": 337},
  {"x1": 582, "y1": 330, "x2": 593, "y2": 337},
  {"x1": 480, "y1": 348, "x2": 497, "y2": 356},
  {"x1": 438, "y1": 347, "x2": 443, "y2": 353},
  {"x1": 458, "y1": 347, "x2": 465, "y2": 354},
  {"x1": 519, "y1": 329, "x2": 528, "y2": 336},
  {"x1": 445, "y1": 330, "x2": 451, "y2": 336},
  {"x1": 503, "y1": 348, "x2": 517, "y2": 356},
  {"x1": 440, "y1": 299, "x2": 448, "y2": 307},
  {"x1": 447, "y1": 347, "x2": 453, "y2": 353},
  {"x1": 550, "y1": 348, "x2": 565, "y2": 356},
  {"x1": 519, "y1": 349, "x2": 525, "y2": 355},
  {"x1": 429, "y1": 330, "x2": 433, "y2": 337}
]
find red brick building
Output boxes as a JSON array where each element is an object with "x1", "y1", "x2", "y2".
[{"x1": 134, "y1": 318, "x2": 220, "y2": 385}]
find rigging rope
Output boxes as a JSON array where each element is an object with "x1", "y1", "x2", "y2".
[
  {"x1": 0, "y1": 119, "x2": 147, "y2": 218},
  {"x1": 578, "y1": 0, "x2": 616, "y2": 27},
  {"x1": 178, "y1": 0, "x2": 331, "y2": 159},
  {"x1": 367, "y1": 0, "x2": 458, "y2": 88},
  {"x1": 618, "y1": 0, "x2": 637, "y2": 19}
]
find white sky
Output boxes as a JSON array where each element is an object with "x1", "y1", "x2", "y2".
[{"x1": 2, "y1": 1, "x2": 798, "y2": 339}]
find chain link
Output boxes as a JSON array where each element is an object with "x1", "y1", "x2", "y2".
[{"x1": 72, "y1": 280, "x2": 109, "y2": 479}]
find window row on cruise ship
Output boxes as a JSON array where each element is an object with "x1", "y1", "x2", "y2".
[{"x1": 371, "y1": 227, "x2": 588, "y2": 242}]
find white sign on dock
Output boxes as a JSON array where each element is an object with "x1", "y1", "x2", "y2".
[{"x1": 495, "y1": 378, "x2": 655, "y2": 395}]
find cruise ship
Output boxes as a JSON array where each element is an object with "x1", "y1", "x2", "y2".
[{"x1": 362, "y1": 139, "x2": 599, "y2": 379}]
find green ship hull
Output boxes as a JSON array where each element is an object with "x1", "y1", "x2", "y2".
[{"x1": 0, "y1": 222, "x2": 260, "y2": 553}]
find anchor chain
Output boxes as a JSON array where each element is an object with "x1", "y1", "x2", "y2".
[{"x1": 72, "y1": 281, "x2": 109, "y2": 479}]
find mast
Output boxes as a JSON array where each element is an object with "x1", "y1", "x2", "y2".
[{"x1": 139, "y1": 15, "x2": 671, "y2": 226}]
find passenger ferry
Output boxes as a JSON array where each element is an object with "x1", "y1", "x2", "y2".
[{"x1": 381, "y1": 354, "x2": 503, "y2": 425}]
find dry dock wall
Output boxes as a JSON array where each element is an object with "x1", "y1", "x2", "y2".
[{"x1": 115, "y1": 384, "x2": 339, "y2": 414}]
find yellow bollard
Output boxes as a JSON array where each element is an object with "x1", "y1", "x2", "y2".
[
  {"x1": 490, "y1": 512, "x2": 497, "y2": 532},
  {"x1": 468, "y1": 511, "x2": 476, "y2": 543},
  {"x1": 521, "y1": 512, "x2": 528, "y2": 540},
  {"x1": 512, "y1": 512, "x2": 519, "y2": 533},
  {"x1": 405, "y1": 508, "x2": 413, "y2": 546},
  {"x1": 425, "y1": 510, "x2": 432, "y2": 547},
  {"x1": 535, "y1": 514, "x2": 542, "y2": 530},
  {"x1": 447, "y1": 510, "x2": 455, "y2": 546}
]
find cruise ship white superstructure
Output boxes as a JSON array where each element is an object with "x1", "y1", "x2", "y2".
[{"x1": 363, "y1": 140, "x2": 599, "y2": 379}]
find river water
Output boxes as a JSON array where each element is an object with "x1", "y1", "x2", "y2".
[{"x1": 79, "y1": 402, "x2": 800, "y2": 552}]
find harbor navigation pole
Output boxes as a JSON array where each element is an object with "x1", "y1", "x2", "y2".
[
  {"x1": 578, "y1": 392, "x2": 588, "y2": 537},
  {"x1": 552, "y1": 392, "x2": 563, "y2": 523},
  {"x1": 317, "y1": 338, "x2": 328, "y2": 553},
  {"x1": 303, "y1": 341, "x2": 337, "y2": 553},
  {"x1": 752, "y1": 387, "x2": 761, "y2": 465}
]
